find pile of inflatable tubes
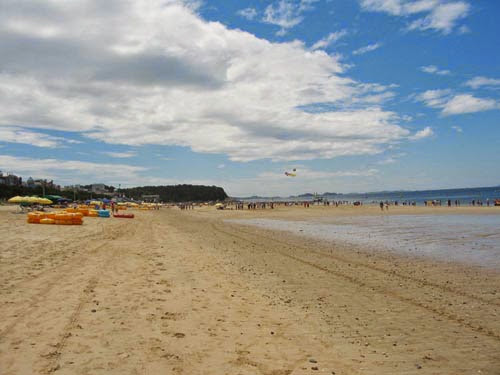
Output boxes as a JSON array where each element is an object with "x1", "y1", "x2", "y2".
[
  {"x1": 113, "y1": 213, "x2": 135, "y2": 219},
  {"x1": 88, "y1": 209, "x2": 99, "y2": 217},
  {"x1": 27, "y1": 212, "x2": 83, "y2": 225},
  {"x1": 98, "y1": 210, "x2": 110, "y2": 218},
  {"x1": 77, "y1": 208, "x2": 89, "y2": 216},
  {"x1": 63, "y1": 207, "x2": 90, "y2": 216}
]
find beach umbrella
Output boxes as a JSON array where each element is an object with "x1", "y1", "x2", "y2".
[
  {"x1": 8, "y1": 196, "x2": 24, "y2": 203},
  {"x1": 44, "y1": 195, "x2": 62, "y2": 201},
  {"x1": 38, "y1": 198, "x2": 53, "y2": 205}
]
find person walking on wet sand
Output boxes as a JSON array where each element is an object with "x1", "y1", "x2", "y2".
[{"x1": 380, "y1": 201, "x2": 384, "y2": 211}]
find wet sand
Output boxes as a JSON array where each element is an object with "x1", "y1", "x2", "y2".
[
  {"x1": 0, "y1": 204, "x2": 499, "y2": 374},
  {"x1": 229, "y1": 214, "x2": 500, "y2": 269}
]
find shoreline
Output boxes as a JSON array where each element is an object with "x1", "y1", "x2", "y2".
[
  {"x1": 225, "y1": 214, "x2": 500, "y2": 270},
  {"x1": 1, "y1": 205, "x2": 499, "y2": 374}
]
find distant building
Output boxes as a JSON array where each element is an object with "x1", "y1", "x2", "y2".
[
  {"x1": 31, "y1": 179, "x2": 60, "y2": 191},
  {"x1": 63, "y1": 184, "x2": 87, "y2": 192},
  {"x1": 91, "y1": 184, "x2": 106, "y2": 193},
  {"x1": 142, "y1": 194, "x2": 160, "y2": 202},
  {"x1": 0, "y1": 171, "x2": 22, "y2": 186}
]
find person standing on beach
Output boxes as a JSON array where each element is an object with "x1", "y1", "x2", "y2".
[{"x1": 380, "y1": 201, "x2": 384, "y2": 211}]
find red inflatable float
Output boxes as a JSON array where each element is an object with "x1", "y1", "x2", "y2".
[{"x1": 113, "y1": 213, "x2": 135, "y2": 218}]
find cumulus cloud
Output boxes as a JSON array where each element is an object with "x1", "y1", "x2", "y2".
[
  {"x1": 0, "y1": 126, "x2": 79, "y2": 148},
  {"x1": 311, "y1": 30, "x2": 348, "y2": 50},
  {"x1": 441, "y1": 94, "x2": 499, "y2": 115},
  {"x1": 465, "y1": 76, "x2": 500, "y2": 90},
  {"x1": 0, "y1": 0, "x2": 409, "y2": 162},
  {"x1": 416, "y1": 90, "x2": 499, "y2": 115},
  {"x1": 360, "y1": 0, "x2": 470, "y2": 34},
  {"x1": 237, "y1": 8, "x2": 258, "y2": 20},
  {"x1": 420, "y1": 65, "x2": 450, "y2": 75},
  {"x1": 352, "y1": 42, "x2": 382, "y2": 55},
  {"x1": 451, "y1": 125, "x2": 462, "y2": 133},
  {"x1": 409, "y1": 126, "x2": 434, "y2": 140}
]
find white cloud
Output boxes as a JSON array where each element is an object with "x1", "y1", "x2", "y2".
[
  {"x1": 222, "y1": 167, "x2": 381, "y2": 196},
  {"x1": 0, "y1": 0, "x2": 409, "y2": 162},
  {"x1": 409, "y1": 126, "x2": 434, "y2": 140},
  {"x1": 0, "y1": 126, "x2": 79, "y2": 148},
  {"x1": 458, "y1": 24, "x2": 470, "y2": 34},
  {"x1": 451, "y1": 125, "x2": 462, "y2": 133},
  {"x1": 441, "y1": 94, "x2": 499, "y2": 115},
  {"x1": 377, "y1": 156, "x2": 397, "y2": 164},
  {"x1": 352, "y1": 42, "x2": 382, "y2": 55},
  {"x1": 263, "y1": 0, "x2": 318, "y2": 34},
  {"x1": 102, "y1": 151, "x2": 137, "y2": 158},
  {"x1": 416, "y1": 90, "x2": 499, "y2": 115},
  {"x1": 415, "y1": 89, "x2": 452, "y2": 108},
  {"x1": 217, "y1": 164, "x2": 225, "y2": 169},
  {"x1": 0, "y1": 154, "x2": 146, "y2": 185},
  {"x1": 259, "y1": 167, "x2": 378, "y2": 179},
  {"x1": 420, "y1": 65, "x2": 450, "y2": 75},
  {"x1": 465, "y1": 76, "x2": 500, "y2": 90},
  {"x1": 311, "y1": 30, "x2": 348, "y2": 50},
  {"x1": 0, "y1": 153, "x2": 380, "y2": 196},
  {"x1": 376, "y1": 152, "x2": 406, "y2": 164},
  {"x1": 360, "y1": 0, "x2": 470, "y2": 34},
  {"x1": 237, "y1": 8, "x2": 258, "y2": 20}
]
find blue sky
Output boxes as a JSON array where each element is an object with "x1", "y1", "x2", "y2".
[{"x1": 0, "y1": 0, "x2": 499, "y2": 196}]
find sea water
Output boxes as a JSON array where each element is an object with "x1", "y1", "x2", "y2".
[
  {"x1": 238, "y1": 186, "x2": 500, "y2": 205},
  {"x1": 229, "y1": 215, "x2": 500, "y2": 270}
]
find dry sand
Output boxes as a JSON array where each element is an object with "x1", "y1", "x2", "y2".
[{"x1": 0, "y1": 204, "x2": 499, "y2": 374}]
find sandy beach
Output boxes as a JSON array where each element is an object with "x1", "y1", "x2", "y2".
[{"x1": 1, "y1": 205, "x2": 499, "y2": 375}]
